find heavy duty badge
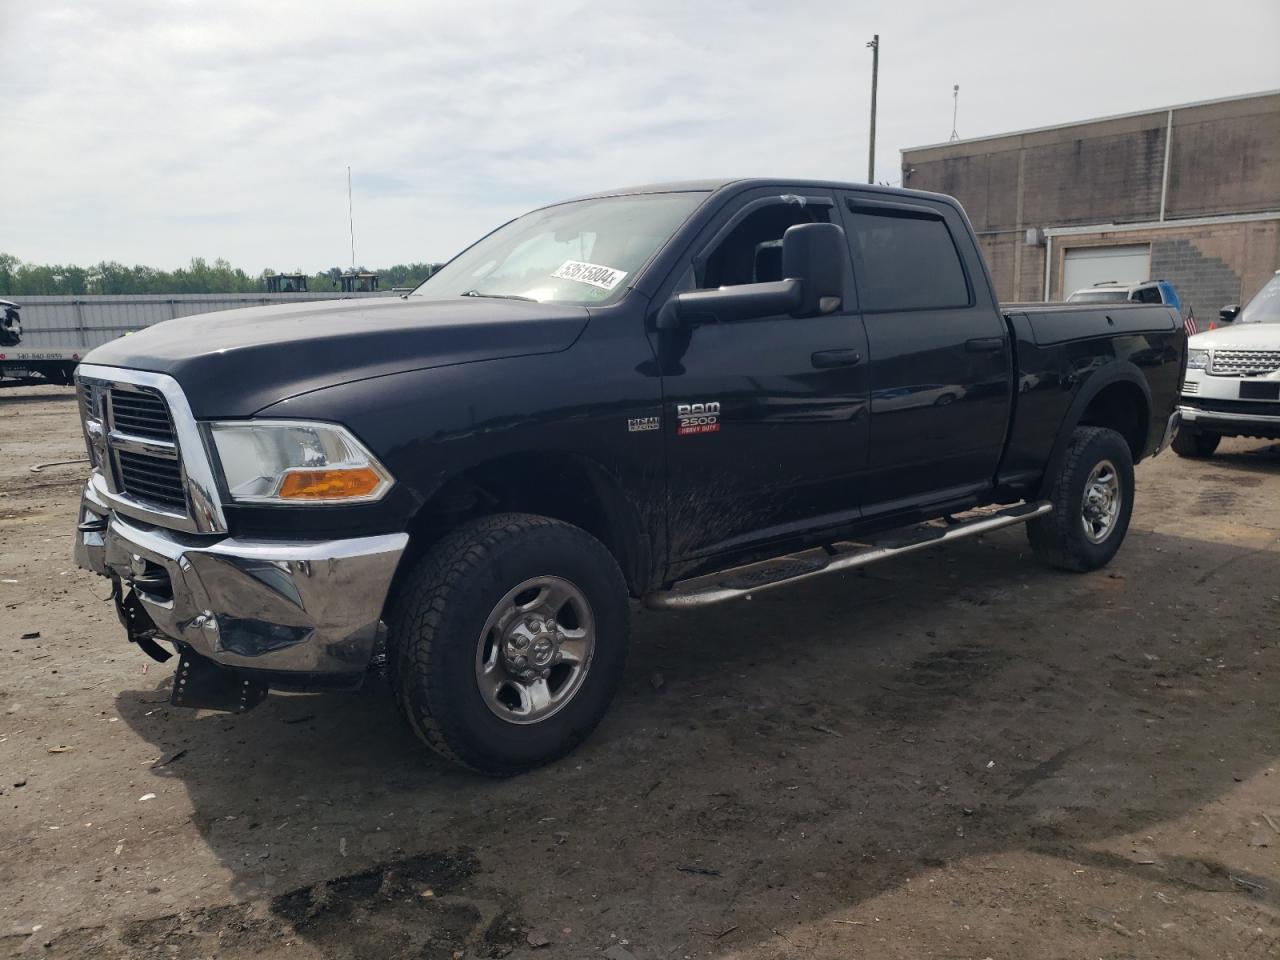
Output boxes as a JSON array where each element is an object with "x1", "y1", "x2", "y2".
[{"x1": 676, "y1": 401, "x2": 720, "y2": 436}]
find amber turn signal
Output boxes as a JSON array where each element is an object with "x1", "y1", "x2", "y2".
[{"x1": 277, "y1": 467, "x2": 384, "y2": 501}]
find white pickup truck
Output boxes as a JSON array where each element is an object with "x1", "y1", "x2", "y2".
[{"x1": 1176, "y1": 271, "x2": 1280, "y2": 457}]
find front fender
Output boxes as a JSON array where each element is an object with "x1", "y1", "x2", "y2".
[{"x1": 244, "y1": 329, "x2": 667, "y2": 587}]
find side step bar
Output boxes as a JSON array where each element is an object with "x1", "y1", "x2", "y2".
[{"x1": 643, "y1": 501, "x2": 1052, "y2": 610}]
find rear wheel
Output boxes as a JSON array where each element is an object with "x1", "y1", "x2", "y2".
[
  {"x1": 1171, "y1": 427, "x2": 1220, "y2": 459},
  {"x1": 387, "y1": 513, "x2": 629, "y2": 776},
  {"x1": 1028, "y1": 426, "x2": 1135, "y2": 572}
]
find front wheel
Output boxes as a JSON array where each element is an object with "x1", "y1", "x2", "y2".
[
  {"x1": 1171, "y1": 427, "x2": 1220, "y2": 458},
  {"x1": 1028, "y1": 426, "x2": 1135, "y2": 572},
  {"x1": 387, "y1": 513, "x2": 630, "y2": 776}
]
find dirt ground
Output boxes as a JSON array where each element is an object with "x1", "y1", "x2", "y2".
[{"x1": 1, "y1": 382, "x2": 1277, "y2": 960}]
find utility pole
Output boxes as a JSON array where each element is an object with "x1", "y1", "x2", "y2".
[
  {"x1": 950, "y1": 84, "x2": 960, "y2": 141},
  {"x1": 347, "y1": 165, "x2": 356, "y2": 271},
  {"x1": 866, "y1": 34, "x2": 879, "y2": 183}
]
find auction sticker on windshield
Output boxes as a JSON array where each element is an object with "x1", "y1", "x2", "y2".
[{"x1": 552, "y1": 260, "x2": 628, "y2": 291}]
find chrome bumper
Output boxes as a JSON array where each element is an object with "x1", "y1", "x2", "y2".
[
  {"x1": 75, "y1": 476, "x2": 408, "y2": 676},
  {"x1": 1154, "y1": 408, "x2": 1181, "y2": 455},
  {"x1": 1179, "y1": 403, "x2": 1280, "y2": 426}
]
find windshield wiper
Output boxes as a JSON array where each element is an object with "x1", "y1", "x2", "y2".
[{"x1": 460, "y1": 290, "x2": 536, "y2": 302}]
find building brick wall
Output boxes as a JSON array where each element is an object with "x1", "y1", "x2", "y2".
[
  {"x1": 1017, "y1": 243, "x2": 1046, "y2": 302},
  {"x1": 1045, "y1": 219, "x2": 1280, "y2": 315},
  {"x1": 976, "y1": 234, "x2": 1016, "y2": 302},
  {"x1": 902, "y1": 91, "x2": 1280, "y2": 302},
  {"x1": 1167, "y1": 97, "x2": 1280, "y2": 218},
  {"x1": 1150, "y1": 238, "x2": 1242, "y2": 319}
]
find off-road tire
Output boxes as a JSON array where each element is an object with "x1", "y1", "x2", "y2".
[
  {"x1": 386, "y1": 513, "x2": 629, "y2": 776},
  {"x1": 1028, "y1": 426, "x2": 1135, "y2": 572},
  {"x1": 1171, "y1": 427, "x2": 1220, "y2": 459}
]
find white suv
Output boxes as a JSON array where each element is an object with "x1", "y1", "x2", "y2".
[
  {"x1": 1176, "y1": 271, "x2": 1280, "y2": 457},
  {"x1": 1066, "y1": 280, "x2": 1181, "y2": 308}
]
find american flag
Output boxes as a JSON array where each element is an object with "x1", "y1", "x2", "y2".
[{"x1": 1184, "y1": 307, "x2": 1198, "y2": 338}]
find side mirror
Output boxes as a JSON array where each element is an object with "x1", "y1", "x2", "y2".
[
  {"x1": 1219, "y1": 304, "x2": 1241, "y2": 324},
  {"x1": 670, "y1": 278, "x2": 802, "y2": 326},
  {"x1": 665, "y1": 221, "x2": 848, "y2": 328},
  {"x1": 782, "y1": 222, "x2": 846, "y2": 317}
]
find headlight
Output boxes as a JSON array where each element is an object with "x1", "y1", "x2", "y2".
[
  {"x1": 207, "y1": 420, "x2": 393, "y2": 504},
  {"x1": 1186, "y1": 348, "x2": 1210, "y2": 370}
]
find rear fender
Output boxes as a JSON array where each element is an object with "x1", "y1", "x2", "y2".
[{"x1": 1037, "y1": 361, "x2": 1152, "y2": 499}]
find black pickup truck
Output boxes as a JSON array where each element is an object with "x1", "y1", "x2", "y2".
[{"x1": 73, "y1": 179, "x2": 1184, "y2": 774}]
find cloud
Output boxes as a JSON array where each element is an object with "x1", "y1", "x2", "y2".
[{"x1": 4, "y1": 0, "x2": 1279, "y2": 271}]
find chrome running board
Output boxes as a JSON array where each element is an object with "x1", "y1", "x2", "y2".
[{"x1": 643, "y1": 501, "x2": 1053, "y2": 610}]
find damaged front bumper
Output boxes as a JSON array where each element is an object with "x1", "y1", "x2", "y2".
[{"x1": 75, "y1": 475, "x2": 408, "y2": 686}]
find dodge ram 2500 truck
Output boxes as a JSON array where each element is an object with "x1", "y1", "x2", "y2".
[{"x1": 73, "y1": 179, "x2": 1184, "y2": 774}]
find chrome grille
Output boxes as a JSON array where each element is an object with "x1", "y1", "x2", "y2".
[
  {"x1": 115, "y1": 449, "x2": 187, "y2": 510},
  {"x1": 76, "y1": 364, "x2": 225, "y2": 535},
  {"x1": 1211, "y1": 349, "x2": 1280, "y2": 377},
  {"x1": 105, "y1": 386, "x2": 188, "y2": 511},
  {"x1": 108, "y1": 387, "x2": 176, "y2": 441}
]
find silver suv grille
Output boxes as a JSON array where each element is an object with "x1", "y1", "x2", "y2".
[{"x1": 1211, "y1": 349, "x2": 1280, "y2": 377}]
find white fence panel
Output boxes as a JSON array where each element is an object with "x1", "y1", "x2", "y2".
[{"x1": 9, "y1": 292, "x2": 397, "y2": 350}]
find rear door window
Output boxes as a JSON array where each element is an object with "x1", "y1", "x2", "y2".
[{"x1": 845, "y1": 204, "x2": 970, "y2": 312}]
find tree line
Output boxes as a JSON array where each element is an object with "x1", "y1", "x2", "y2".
[{"x1": 0, "y1": 254, "x2": 439, "y2": 296}]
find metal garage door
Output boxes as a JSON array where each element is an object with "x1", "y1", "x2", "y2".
[{"x1": 1063, "y1": 244, "x2": 1151, "y2": 297}]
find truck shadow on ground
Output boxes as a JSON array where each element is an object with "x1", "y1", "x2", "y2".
[
  {"x1": 87, "y1": 524, "x2": 1280, "y2": 959},
  {"x1": 1194, "y1": 441, "x2": 1280, "y2": 476}
]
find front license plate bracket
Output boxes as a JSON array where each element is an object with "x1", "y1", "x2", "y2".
[{"x1": 171, "y1": 649, "x2": 268, "y2": 713}]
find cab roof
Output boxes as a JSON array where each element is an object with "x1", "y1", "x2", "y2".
[{"x1": 562, "y1": 178, "x2": 958, "y2": 206}]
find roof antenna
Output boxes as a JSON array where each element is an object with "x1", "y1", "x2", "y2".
[
  {"x1": 347, "y1": 165, "x2": 356, "y2": 270},
  {"x1": 949, "y1": 84, "x2": 960, "y2": 141}
]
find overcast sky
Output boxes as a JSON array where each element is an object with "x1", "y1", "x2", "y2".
[{"x1": 3, "y1": 0, "x2": 1278, "y2": 273}]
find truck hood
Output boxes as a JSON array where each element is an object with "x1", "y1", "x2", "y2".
[
  {"x1": 83, "y1": 296, "x2": 590, "y2": 417},
  {"x1": 1189, "y1": 323, "x2": 1280, "y2": 351}
]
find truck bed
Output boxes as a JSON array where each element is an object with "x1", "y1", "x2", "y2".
[{"x1": 1003, "y1": 301, "x2": 1179, "y2": 345}]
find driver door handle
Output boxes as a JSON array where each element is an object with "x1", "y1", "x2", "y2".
[
  {"x1": 811, "y1": 349, "x2": 863, "y2": 369},
  {"x1": 965, "y1": 337, "x2": 1005, "y2": 353}
]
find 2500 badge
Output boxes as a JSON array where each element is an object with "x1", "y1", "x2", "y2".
[{"x1": 676, "y1": 401, "x2": 720, "y2": 436}]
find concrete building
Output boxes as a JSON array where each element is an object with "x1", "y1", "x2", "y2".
[{"x1": 901, "y1": 90, "x2": 1280, "y2": 316}]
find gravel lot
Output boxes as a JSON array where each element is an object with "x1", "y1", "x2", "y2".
[{"x1": 2, "y1": 383, "x2": 1278, "y2": 960}]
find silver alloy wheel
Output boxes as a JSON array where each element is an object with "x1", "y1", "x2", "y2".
[
  {"x1": 1081, "y1": 459, "x2": 1122, "y2": 544},
  {"x1": 475, "y1": 575, "x2": 596, "y2": 725}
]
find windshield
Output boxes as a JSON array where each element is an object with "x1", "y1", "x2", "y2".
[
  {"x1": 410, "y1": 192, "x2": 706, "y2": 305},
  {"x1": 1067, "y1": 289, "x2": 1130, "y2": 303},
  {"x1": 1240, "y1": 274, "x2": 1280, "y2": 324}
]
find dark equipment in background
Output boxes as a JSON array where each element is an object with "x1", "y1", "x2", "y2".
[
  {"x1": 0, "y1": 299, "x2": 21, "y2": 347},
  {"x1": 339, "y1": 272, "x2": 380, "y2": 293},
  {"x1": 265, "y1": 273, "x2": 309, "y2": 293}
]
